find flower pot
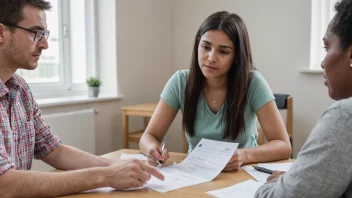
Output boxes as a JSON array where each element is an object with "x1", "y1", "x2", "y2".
[{"x1": 88, "y1": 87, "x2": 100, "y2": 97}]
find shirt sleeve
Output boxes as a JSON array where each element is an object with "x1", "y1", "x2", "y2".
[
  {"x1": 160, "y1": 70, "x2": 184, "y2": 111},
  {"x1": 32, "y1": 100, "x2": 62, "y2": 160},
  {"x1": 0, "y1": 128, "x2": 15, "y2": 175},
  {"x1": 248, "y1": 71, "x2": 275, "y2": 112},
  {"x1": 254, "y1": 101, "x2": 352, "y2": 198}
]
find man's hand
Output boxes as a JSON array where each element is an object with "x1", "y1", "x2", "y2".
[{"x1": 105, "y1": 159, "x2": 164, "y2": 190}]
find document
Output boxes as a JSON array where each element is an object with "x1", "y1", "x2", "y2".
[
  {"x1": 146, "y1": 163, "x2": 208, "y2": 193},
  {"x1": 120, "y1": 153, "x2": 148, "y2": 161},
  {"x1": 242, "y1": 163, "x2": 293, "y2": 182},
  {"x1": 146, "y1": 138, "x2": 239, "y2": 193},
  {"x1": 207, "y1": 179, "x2": 264, "y2": 198}
]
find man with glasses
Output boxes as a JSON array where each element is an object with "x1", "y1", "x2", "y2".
[
  {"x1": 0, "y1": 1, "x2": 164, "y2": 197},
  {"x1": 4, "y1": 23, "x2": 50, "y2": 42}
]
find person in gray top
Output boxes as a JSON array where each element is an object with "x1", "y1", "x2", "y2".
[{"x1": 255, "y1": 0, "x2": 352, "y2": 197}]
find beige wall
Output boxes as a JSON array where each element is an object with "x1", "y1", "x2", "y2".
[
  {"x1": 116, "y1": 0, "x2": 172, "y2": 102},
  {"x1": 41, "y1": 0, "x2": 334, "y2": 157}
]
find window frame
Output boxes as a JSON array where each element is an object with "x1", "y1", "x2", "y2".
[
  {"x1": 27, "y1": 0, "x2": 97, "y2": 99},
  {"x1": 309, "y1": 0, "x2": 339, "y2": 71}
]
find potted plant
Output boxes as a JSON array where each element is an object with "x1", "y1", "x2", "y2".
[{"x1": 86, "y1": 77, "x2": 101, "y2": 97}]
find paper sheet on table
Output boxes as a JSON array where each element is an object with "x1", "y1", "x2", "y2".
[
  {"x1": 207, "y1": 179, "x2": 264, "y2": 198},
  {"x1": 82, "y1": 186, "x2": 145, "y2": 193},
  {"x1": 242, "y1": 163, "x2": 293, "y2": 182},
  {"x1": 146, "y1": 138, "x2": 239, "y2": 193},
  {"x1": 146, "y1": 163, "x2": 209, "y2": 193},
  {"x1": 120, "y1": 153, "x2": 148, "y2": 161}
]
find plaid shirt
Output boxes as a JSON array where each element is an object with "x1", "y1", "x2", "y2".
[{"x1": 0, "y1": 74, "x2": 61, "y2": 175}]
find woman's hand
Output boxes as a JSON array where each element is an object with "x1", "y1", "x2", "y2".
[
  {"x1": 146, "y1": 146, "x2": 169, "y2": 167},
  {"x1": 223, "y1": 149, "x2": 245, "y2": 171},
  {"x1": 267, "y1": 171, "x2": 285, "y2": 182}
]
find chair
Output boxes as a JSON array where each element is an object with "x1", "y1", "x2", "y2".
[
  {"x1": 121, "y1": 103, "x2": 158, "y2": 148},
  {"x1": 257, "y1": 94, "x2": 293, "y2": 146},
  {"x1": 122, "y1": 102, "x2": 189, "y2": 152}
]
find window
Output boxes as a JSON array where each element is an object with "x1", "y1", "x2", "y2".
[
  {"x1": 17, "y1": 0, "x2": 61, "y2": 84},
  {"x1": 309, "y1": 0, "x2": 339, "y2": 70},
  {"x1": 17, "y1": 0, "x2": 97, "y2": 98}
]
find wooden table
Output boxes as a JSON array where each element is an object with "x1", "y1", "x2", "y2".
[
  {"x1": 122, "y1": 103, "x2": 158, "y2": 148},
  {"x1": 59, "y1": 149, "x2": 292, "y2": 198}
]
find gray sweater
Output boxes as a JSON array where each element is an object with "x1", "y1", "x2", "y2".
[{"x1": 255, "y1": 98, "x2": 352, "y2": 198}]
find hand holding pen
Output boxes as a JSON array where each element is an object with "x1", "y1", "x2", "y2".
[
  {"x1": 146, "y1": 139, "x2": 169, "y2": 167},
  {"x1": 157, "y1": 139, "x2": 167, "y2": 165}
]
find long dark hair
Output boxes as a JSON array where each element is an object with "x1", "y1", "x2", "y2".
[{"x1": 183, "y1": 11, "x2": 254, "y2": 140}]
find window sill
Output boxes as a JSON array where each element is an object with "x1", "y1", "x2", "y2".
[
  {"x1": 300, "y1": 68, "x2": 324, "y2": 74},
  {"x1": 37, "y1": 94, "x2": 123, "y2": 108}
]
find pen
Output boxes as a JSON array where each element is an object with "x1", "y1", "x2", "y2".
[
  {"x1": 252, "y1": 165, "x2": 274, "y2": 174},
  {"x1": 158, "y1": 139, "x2": 167, "y2": 165},
  {"x1": 142, "y1": 153, "x2": 160, "y2": 162}
]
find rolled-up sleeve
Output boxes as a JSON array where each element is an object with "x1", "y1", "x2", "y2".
[{"x1": 0, "y1": 128, "x2": 15, "y2": 175}]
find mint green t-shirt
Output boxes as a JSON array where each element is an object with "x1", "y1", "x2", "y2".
[{"x1": 161, "y1": 70, "x2": 274, "y2": 153}]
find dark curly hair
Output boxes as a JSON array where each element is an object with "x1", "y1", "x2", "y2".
[
  {"x1": 0, "y1": 0, "x2": 51, "y2": 26},
  {"x1": 331, "y1": 0, "x2": 352, "y2": 50}
]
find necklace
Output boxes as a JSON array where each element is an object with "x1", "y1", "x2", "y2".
[{"x1": 204, "y1": 88, "x2": 226, "y2": 105}]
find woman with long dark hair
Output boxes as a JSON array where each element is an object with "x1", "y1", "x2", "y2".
[{"x1": 140, "y1": 11, "x2": 291, "y2": 171}]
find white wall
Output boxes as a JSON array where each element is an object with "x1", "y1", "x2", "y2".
[{"x1": 170, "y1": 0, "x2": 335, "y2": 156}]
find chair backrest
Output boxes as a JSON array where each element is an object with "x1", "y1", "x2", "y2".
[{"x1": 273, "y1": 94, "x2": 293, "y2": 141}]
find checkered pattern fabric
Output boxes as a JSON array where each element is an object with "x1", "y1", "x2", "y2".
[{"x1": 0, "y1": 74, "x2": 61, "y2": 175}]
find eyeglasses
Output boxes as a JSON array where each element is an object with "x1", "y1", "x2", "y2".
[{"x1": 4, "y1": 23, "x2": 50, "y2": 42}]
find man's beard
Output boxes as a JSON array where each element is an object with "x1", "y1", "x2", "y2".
[{"x1": 4, "y1": 41, "x2": 35, "y2": 70}]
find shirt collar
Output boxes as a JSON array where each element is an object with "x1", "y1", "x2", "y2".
[{"x1": 0, "y1": 75, "x2": 21, "y2": 98}]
